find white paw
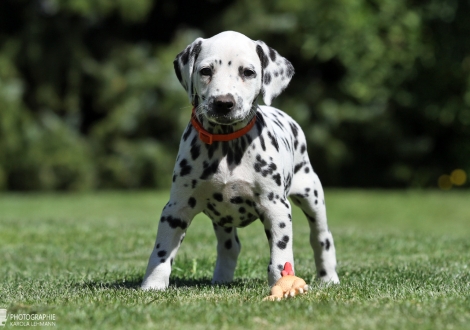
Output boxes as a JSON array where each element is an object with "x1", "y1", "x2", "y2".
[
  {"x1": 141, "y1": 279, "x2": 168, "y2": 291},
  {"x1": 319, "y1": 273, "x2": 340, "y2": 284}
]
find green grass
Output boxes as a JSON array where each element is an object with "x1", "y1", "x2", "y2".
[{"x1": 1, "y1": 190, "x2": 469, "y2": 329}]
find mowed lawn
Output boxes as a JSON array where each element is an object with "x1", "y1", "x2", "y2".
[{"x1": 0, "y1": 190, "x2": 469, "y2": 330}]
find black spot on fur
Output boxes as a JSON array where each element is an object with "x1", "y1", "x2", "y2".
[
  {"x1": 200, "y1": 160, "x2": 219, "y2": 180},
  {"x1": 294, "y1": 161, "x2": 305, "y2": 174},
  {"x1": 277, "y1": 241, "x2": 287, "y2": 249},
  {"x1": 268, "y1": 192, "x2": 274, "y2": 201},
  {"x1": 280, "y1": 198, "x2": 289, "y2": 208},
  {"x1": 267, "y1": 131, "x2": 279, "y2": 151},
  {"x1": 264, "y1": 72, "x2": 272, "y2": 85},
  {"x1": 289, "y1": 122, "x2": 299, "y2": 138},
  {"x1": 179, "y1": 159, "x2": 192, "y2": 176},
  {"x1": 319, "y1": 270, "x2": 327, "y2": 277},
  {"x1": 157, "y1": 250, "x2": 167, "y2": 257},
  {"x1": 272, "y1": 118, "x2": 284, "y2": 131},
  {"x1": 180, "y1": 47, "x2": 190, "y2": 65},
  {"x1": 191, "y1": 40, "x2": 202, "y2": 61},
  {"x1": 188, "y1": 197, "x2": 196, "y2": 208},
  {"x1": 230, "y1": 196, "x2": 244, "y2": 204},
  {"x1": 256, "y1": 45, "x2": 269, "y2": 69},
  {"x1": 239, "y1": 207, "x2": 246, "y2": 214},
  {"x1": 218, "y1": 215, "x2": 234, "y2": 226},
  {"x1": 207, "y1": 203, "x2": 221, "y2": 216},
  {"x1": 205, "y1": 141, "x2": 219, "y2": 159},
  {"x1": 269, "y1": 47, "x2": 277, "y2": 61},
  {"x1": 190, "y1": 136, "x2": 200, "y2": 161},
  {"x1": 300, "y1": 144, "x2": 306, "y2": 154},
  {"x1": 182, "y1": 125, "x2": 192, "y2": 142},
  {"x1": 259, "y1": 135, "x2": 266, "y2": 151},
  {"x1": 225, "y1": 239, "x2": 232, "y2": 249},
  {"x1": 192, "y1": 179, "x2": 197, "y2": 188},
  {"x1": 254, "y1": 154, "x2": 268, "y2": 173},
  {"x1": 272, "y1": 173, "x2": 282, "y2": 186},
  {"x1": 213, "y1": 193, "x2": 223, "y2": 202},
  {"x1": 285, "y1": 58, "x2": 295, "y2": 78},
  {"x1": 276, "y1": 235, "x2": 289, "y2": 249},
  {"x1": 279, "y1": 222, "x2": 286, "y2": 228},
  {"x1": 161, "y1": 216, "x2": 188, "y2": 230},
  {"x1": 325, "y1": 239, "x2": 331, "y2": 251}
]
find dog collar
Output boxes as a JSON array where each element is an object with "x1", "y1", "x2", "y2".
[{"x1": 190, "y1": 108, "x2": 256, "y2": 144}]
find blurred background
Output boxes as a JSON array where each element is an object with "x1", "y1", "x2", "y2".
[{"x1": 0, "y1": 0, "x2": 468, "y2": 191}]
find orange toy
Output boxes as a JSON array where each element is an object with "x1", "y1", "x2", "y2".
[{"x1": 263, "y1": 262, "x2": 309, "y2": 301}]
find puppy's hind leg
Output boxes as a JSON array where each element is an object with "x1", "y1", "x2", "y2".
[
  {"x1": 212, "y1": 224, "x2": 241, "y2": 284},
  {"x1": 289, "y1": 166, "x2": 339, "y2": 284}
]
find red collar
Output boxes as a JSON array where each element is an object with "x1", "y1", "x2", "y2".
[{"x1": 190, "y1": 108, "x2": 256, "y2": 144}]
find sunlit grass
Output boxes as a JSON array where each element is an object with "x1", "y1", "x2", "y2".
[{"x1": 0, "y1": 190, "x2": 469, "y2": 329}]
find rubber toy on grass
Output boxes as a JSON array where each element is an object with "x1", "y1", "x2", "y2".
[{"x1": 263, "y1": 262, "x2": 309, "y2": 301}]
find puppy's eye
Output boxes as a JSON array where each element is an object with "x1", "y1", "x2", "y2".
[
  {"x1": 244, "y1": 69, "x2": 255, "y2": 77},
  {"x1": 200, "y1": 68, "x2": 212, "y2": 76}
]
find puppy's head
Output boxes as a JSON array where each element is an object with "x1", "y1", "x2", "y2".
[{"x1": 174, "y1": 31, "x2": 294, "y2": 125}]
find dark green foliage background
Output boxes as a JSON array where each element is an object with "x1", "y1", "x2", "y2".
[{"x1": 1, "y1": 0, "x2": 469, "y2": 190}]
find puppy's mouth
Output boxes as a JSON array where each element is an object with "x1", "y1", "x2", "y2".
[
  {"x1": 202, "y1": 94, "x2": 247, "y2": 125},
  {"x1": 204, "y1": 109, "x2": 245, "y2": 125}
]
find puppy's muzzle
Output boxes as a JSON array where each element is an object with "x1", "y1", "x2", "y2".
[{"x1": 213, "y1": 94, "x2": 236, "y2": 115}]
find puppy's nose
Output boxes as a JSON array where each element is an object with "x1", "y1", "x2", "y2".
[{"x1": 213, "y1": 94, "x2": 235, "y2": 114}]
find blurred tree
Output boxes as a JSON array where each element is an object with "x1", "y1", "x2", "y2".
[
  {"x1": 0, "y1": 0, "x2": 468, "y2": 190},
  {"x1": 218, "y1": 0, "x2": 470, "y2": 187},
  {"x1": 0, "y1": 0, "x2": 233, "y2": 190}
]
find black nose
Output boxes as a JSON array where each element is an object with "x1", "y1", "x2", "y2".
[{"x1": 213, "y1": 94, "x2": 235, "y2": 114}]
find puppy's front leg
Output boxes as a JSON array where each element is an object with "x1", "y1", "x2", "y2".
[
  {"x1": 141, "y1": 202, "x2": 193, "y2": 290},
  {"x1": 259, "y1": 196, "x2": 295, "y2": 286}
]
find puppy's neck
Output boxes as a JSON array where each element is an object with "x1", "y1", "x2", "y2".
[{"x1": 195, "y1": 111, "x2": 257, "y2": 135}]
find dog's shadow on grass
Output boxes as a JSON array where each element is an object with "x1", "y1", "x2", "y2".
[{"x1": 77, "y1": 275, "x2": 226, "y2": 290}]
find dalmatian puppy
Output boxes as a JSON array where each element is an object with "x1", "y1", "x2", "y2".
[{"x1": 141, "y1": 31, "x2": 339, "y2": 290}]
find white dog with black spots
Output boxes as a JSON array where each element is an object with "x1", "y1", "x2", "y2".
[{"x1": 141, "y1": 31, "x2": 339, "y2": 290}]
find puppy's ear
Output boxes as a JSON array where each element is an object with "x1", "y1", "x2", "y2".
[
  {"x1": 174, "y1": 38, "x2": 204, "y2": 105},
  {"x1": 255, "y1": 40, "x2": 295, "y2": 106}
]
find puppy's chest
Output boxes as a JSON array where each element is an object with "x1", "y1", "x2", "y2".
[
  {"x1": 193, "y1": 141, "x2": 263, "y2": 227},
  {"x1": 177, "y1": 124, "x2": 290, "y2": 226},
  {"x1": 202, "y1": 177, "x2": 260, "y2": 228}
]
